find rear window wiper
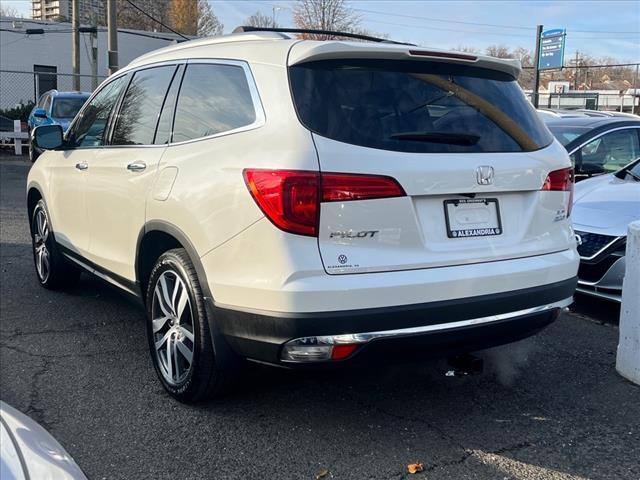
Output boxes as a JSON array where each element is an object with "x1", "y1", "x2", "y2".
[{"x1": 389, "y1": 132, "x2": 480, "y2": 146}]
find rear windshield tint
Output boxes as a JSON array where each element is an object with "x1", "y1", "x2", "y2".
[
  {"x1": 289, "y1": 59, "x2": 553, "y2": 153},
  {"x1": 547, "y1": 125, "x2": 591, "y2": 146}
]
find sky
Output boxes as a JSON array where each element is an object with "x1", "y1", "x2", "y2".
[{"x1": 3, "y1": 0, "x2": 639, "y2": 61}]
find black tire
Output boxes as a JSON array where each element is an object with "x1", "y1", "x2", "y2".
[
  {"x1": 31, "y1": 200, "x2": 80, "y2": 289},
  {"x1": 29, "y1": 135, "x2": 40, "y2": 163},
  {"x1": 145, "y1": 248, "x2": 234, "y2": 402}
]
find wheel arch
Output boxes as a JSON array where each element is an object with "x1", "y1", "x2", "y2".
[
  {"x1": 135, "y1": 221, "x2": 213, "y2": 302},
  {"x1": 136, "y1": 221, "x2": 239, "y2": 367},
  {"x1": 26, "y1": 183, "x2": 45, "y2": 234}
]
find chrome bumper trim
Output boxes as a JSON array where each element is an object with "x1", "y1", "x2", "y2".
[{"x1": 283, "y1": 297, "x2": 573, "y2": 351}]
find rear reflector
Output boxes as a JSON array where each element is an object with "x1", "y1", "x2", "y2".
[
  {"x1": 542, "y1": 167, "x2": 574, "y2": 217},
  {"x1": 281, "y1": 336, "x2": 361, "y2": 362},
  {"x1": 243, "y1": 169, "x2": 405, "y2": 236}
]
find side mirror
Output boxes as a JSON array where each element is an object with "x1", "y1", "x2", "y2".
[
  {"x1": 33, "y1": 108, "x2": 48, "y2": 119},
  {"x1": 33, "y1": 124, "x2": 64, "y2": 150}
]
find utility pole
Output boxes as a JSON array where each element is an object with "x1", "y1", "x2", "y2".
[
  {"x1": 574, "y1": 51, "x2": 579, "y2": 90},
  {"x1": 90, "y1": 13, "x2": 98, "y2": 90},
  {"x1": 532, "y1": 24, "x2": 543, "y2": 108},
  {"x1": 107, "y1": 0, "x2": 118, "y2": 75},
  {"x1": 634, "y1": 64, "x2": 639, "y2": 115},
  {"x1": 71, "y1": 0, "x2": 80, "y2": 90}
]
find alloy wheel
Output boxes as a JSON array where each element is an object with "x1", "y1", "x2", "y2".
[
  {"x1": 33, "y1": 209, "x2": 50, "y2": 283},
  {"x1": 151, "y1": 270, "x2": 195, "y2": 386}
]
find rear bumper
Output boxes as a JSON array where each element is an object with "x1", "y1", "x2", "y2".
[{"x1": 210, "y1": 277, "x2": 577, "y2": 366}]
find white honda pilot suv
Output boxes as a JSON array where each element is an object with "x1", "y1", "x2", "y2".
[{"x1": 28, "y1": 29, "x2": 579, "y2": 402}]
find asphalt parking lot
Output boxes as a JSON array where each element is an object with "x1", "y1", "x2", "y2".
[{"x1": 1, "y1": 156, "x2": 638, "y2": 480}]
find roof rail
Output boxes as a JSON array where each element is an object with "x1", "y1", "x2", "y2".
[{"x1": 232, "y1": 26, "x2": 414, "y2": 46}]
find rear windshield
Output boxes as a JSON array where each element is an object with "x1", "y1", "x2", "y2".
[
  {"x1": 52, "y1": 98, "x2": 87, "y2": 118},
  {"x1": 547, "y1": 125, "x2": 591, "y2": 146},
  {"x1": 290, "y1": 60, "x2": 553, "y2": 153}
]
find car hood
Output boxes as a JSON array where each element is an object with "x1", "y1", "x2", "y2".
[
  {"x1": 572, "y1": 173, "x2": 640, "y2": 236},
  {"x1": 0, "y1": 401, "x2": 87, "y2": 480}
]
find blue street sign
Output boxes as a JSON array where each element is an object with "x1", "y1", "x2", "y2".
[{"x1": 539, "y1": 29, "x2": 566, "y2": 70}]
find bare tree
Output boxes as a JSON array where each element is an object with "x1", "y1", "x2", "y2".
[
  {"x1": 293, "y1": 0, "x2": 361, "y2": 39},
  {"x1": 245, "y1": 11, "x2": 279, "y2": 28},
  {"x1": 0, "y1": 5, "x2": 19, "y2": 17},
  {"x1": 485, "y1": 45, "x2": 512, "y2": 58},
  {"x1": 455, "y1": 46, "x2": 481, "y2": 54},
  {"x1": 117, "y1": 0, "x2": 172, "y2": 32},
  {"x1": 197, "y1": 0, "x2": 223, "y2": 36}
]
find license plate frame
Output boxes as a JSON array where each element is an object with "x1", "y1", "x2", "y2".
[{"x1": 443, "y1": 198, "x2": 503, "y2": 239}]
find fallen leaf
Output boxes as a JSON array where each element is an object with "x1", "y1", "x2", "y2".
[
  {"x1": 407, "y1": 463, "x2": 424, "y2": 474},
  {"x1": 315, "y1": 468, "x2": 329, "y2": 479}
]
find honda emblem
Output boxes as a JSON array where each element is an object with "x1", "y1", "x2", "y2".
[{"x1": 476, "y1": 166, "x2": 494, "y2": 185}]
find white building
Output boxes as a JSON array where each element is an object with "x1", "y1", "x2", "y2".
[
  {"x1": 0, "y1": 17, "x2": 189, "y2": 108},
  {"x1": 32, "y1": 0, "x2": 106, "y2": 24}
]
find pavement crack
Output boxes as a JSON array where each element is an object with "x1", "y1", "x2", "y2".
[
  {"x1": 24, "y1": 358, "x2": 54, "y2": 430},
  {"x1": 343, "y1": 390, "x2": 468, "y2": 452},
  {"x1": 0, "y1": 342, "x2": 146, "y2": 359}
]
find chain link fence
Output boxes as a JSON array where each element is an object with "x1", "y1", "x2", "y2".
[{"x1": 0, "y1": 69, "x2": 106, "y2": 112}]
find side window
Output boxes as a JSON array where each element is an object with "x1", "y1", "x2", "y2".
[
  {"x1": 112, "y1": 65, "x2": 177, "y2": 146},
  {"x1": 579, "y1": 129, "x2": 640, "y2": 174},
  {"x1": 154, "y1": 65, "x2": 184, "y2": 145},
  {"x1": 68, "y1": 75, "x2": 128, "y2": 148},
  {"x1": 36, "y1": 94, "x2": 47, "y2": 108},
  {"x1": 172, "y1": 63, "x2": 257, "y2": 143}
]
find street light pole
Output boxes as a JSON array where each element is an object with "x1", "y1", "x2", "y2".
[
  {"x1": 71, "y1": 0, "x2": 80, "y2": 90},
  {"x1": 107, "y1": 0, "x2": 118, "y2": 75},
  {"x1": 90, "y1": 14, "x2": 98, "y2": 90},
  {"x1": 532, "y1": 24, "x2": 543, "y2": 108}
]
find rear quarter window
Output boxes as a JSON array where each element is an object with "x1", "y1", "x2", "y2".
[
  {"x1": 172, "y1": 63, "x2": 257, "y2": 143},
  {"x1": 290, "y1": 59, "x2": 553, "y2": 153}
]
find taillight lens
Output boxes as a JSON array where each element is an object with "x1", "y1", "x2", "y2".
[
  {"x1": 243, "y1": 169, "x2": 405, "y2": 236},
  {"x1": 243, "y1": 169, "x2": 319, "y2": 236},
  {"x1": 321, "y1": 173, "x2": 405, "y2": 202},
  {"x1": 542, "y1": 167, "x2": 574, "y2": 217}
]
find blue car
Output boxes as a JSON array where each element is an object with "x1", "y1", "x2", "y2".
[{"x1": 28, "y1": 90, "x2": 90, "y2": 161}]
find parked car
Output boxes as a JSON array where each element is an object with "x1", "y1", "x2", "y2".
[
  {"x1": 28, "y1": 90, "x2": 90, "y2": 161},
  {"x1": 28, "y1": 29, "x2": 579, "y2": 402},
  {"x1": 543, "y1": 116, "x2": 640, "y2": 181},
  {"x1": 572, "y1": 158, "x2": 640, "y2": 302},
  {"x1": 538, "y1": 108, "x2": 639, "y2": 120},
  {"x1": 0, "y1": 401, "x2": 87, "y2": 480}
]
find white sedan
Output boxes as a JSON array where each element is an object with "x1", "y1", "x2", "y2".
[
  {"x1": 572, "y1": 159, "x2": 640, "y2": 301},
  {"x1": 0, "y1": 401, "x2": 86, "y2": 480}
]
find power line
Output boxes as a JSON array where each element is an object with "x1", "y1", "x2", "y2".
[
  {"x1": 523, "y1": 62, "x2": 640, "y2": 69},
  {"x1": 122, "y1": 0, "x2": 189, "y2": 40},
  {"x1": 0, "y1": 26, "x2": 184, "y2": 42},
  {"x1": 238, "y1": 0, "x2": 639, "y2": 37},
  {"x1": 353, "y1": 7, "x2": 533, "y2": 31},
  {"x1": 361, "y1": 18, "x2": 640, "y2": 41},
  {"x1": 351, "y1": 6, "x2": 640, "y2": 36}
]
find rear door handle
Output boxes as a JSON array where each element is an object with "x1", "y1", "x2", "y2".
[
  {"x1": 75, "y1": 162, "x2": 88, "y2": 171},
  {"x1": 127, "y1": 162, "x2": 146, "y2": 172}
]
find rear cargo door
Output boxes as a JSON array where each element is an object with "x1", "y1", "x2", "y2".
[{"x1": 289, "y1": 58, "x2": 574, "y2": 274}]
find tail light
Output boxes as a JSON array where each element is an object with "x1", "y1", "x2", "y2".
[
  {"x1": 243, "y1": 169, "x2": 405, "y2": 236},
  {"x1": 542, "y1": 167, "x2": 574, "y2": 217}
]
